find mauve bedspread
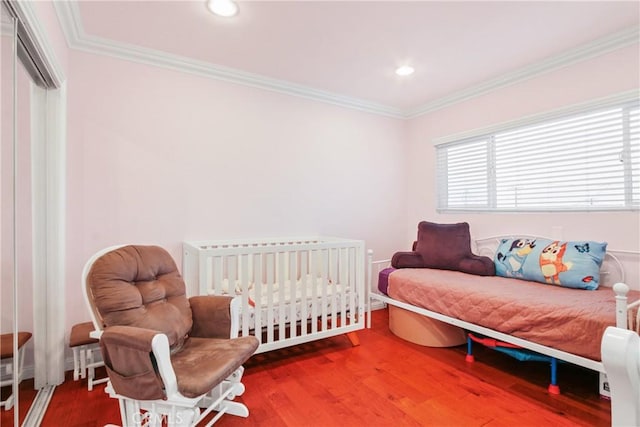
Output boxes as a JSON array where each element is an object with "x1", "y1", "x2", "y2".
[{"x1": 387, "y1": 268, "x2": 640, "y2": 361}]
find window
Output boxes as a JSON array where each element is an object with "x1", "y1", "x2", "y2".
[{"x1": 436, "y1": 98, "x2": 639, "y2": 212}]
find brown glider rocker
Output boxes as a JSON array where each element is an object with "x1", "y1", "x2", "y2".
[{"x1": 82, "y1": 245, "x2": 259, "y2": 426}]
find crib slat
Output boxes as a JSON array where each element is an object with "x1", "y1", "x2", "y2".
[
  {"x1": 300, "y1": 251, "x2": 309, "y2": 337},
  {"x1": 356, "y1": 246, "x2": 365, "y2": 326},
  {"x1": 278, "y1": 252, "x2": 286, "y2": 342},
  {"x1": 239, "y1": 254, "x2": 250, "y2": 337},
  {"x1": 202, "y1": 255, "x2": 211, "y2": 295},
  {"x1": 212, "y1": 256, "x2": 223, "y2": 296},
  {"x1": 266, "y1": 253, "x2": 275, "y2": 345},
  {"x1": 349, "y1": 247, "x2": 356, "y2": 324},
  {"x1": 288, "y1": 251, "x2": 297, "y2": 340},
  {"x1": 321, "y1": 249, "x2": 329, "y2": 332},
  {"x1": 311, "y1": 250, "x2": 319, "y2": 335},
  {"x1": 330, "y1": 248, "x2": 338, "y2": 330},
  {"x1": 253, "y1": 254, "x2": 262, "y2": 345},
  {"x1": 340, "y1": 248, "x2": 348, "y2": 327}
]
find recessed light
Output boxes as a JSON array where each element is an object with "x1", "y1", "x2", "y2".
[
  {"x1": 395, "y1": 65, "x2": 415, "y2": 76},
  {"x1": 206, "y1": 0, "x2": 239, "y2": 17}
]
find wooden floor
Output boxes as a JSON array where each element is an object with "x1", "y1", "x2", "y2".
[
  {"x1": 0, "y1": 378, "x2": 36, "y2": 427},
  {"x1": 3, "y1": 308, "x2": 610, "y2": 426}
]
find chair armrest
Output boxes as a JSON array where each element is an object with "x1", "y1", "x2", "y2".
[
  {"x1": 189, "y1": 295, "x2": 234, "y2": 339},
  {"x1": 391, "y1": 251, "x2": 426, "y2": 269},
  {"x1": 100, "y1": 325, "x2": 166, "y2": 400}
]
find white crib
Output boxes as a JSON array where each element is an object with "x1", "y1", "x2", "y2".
[{"x1": 183, "y1": 236, "x2": 366, "y2": 353}]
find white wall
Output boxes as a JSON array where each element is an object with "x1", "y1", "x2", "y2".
[
  {"x1": 65, "y1": 50, "x2": 408, "y2": 329},
  {"x1": 405, "y1": 44, "x2": 640, "y2": 251}
]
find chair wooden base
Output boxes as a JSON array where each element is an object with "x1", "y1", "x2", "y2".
[{"x1": 106, "y1": 366, "x2": 249, "y2": 426}]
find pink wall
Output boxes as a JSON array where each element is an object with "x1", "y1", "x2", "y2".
[
  {"x1": 405, "y1": 45, "x2": 640, "y2": 253},
  {"x1": 65, "y1": 43, "x2": 640, "y2": 329},
  {"x1": 65, "y1": 51, "x2": 408, "y2": 328}
]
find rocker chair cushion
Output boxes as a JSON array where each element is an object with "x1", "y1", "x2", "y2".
[
  {"x1": 172, "y1": 337, "x2": 259, "y2": 398},
  {"x1": 87, "y1": 245, "x2": 193, "y2": 349},
  {"x1": 101, "y1": 326, "x2": 259, "y2": 399}
]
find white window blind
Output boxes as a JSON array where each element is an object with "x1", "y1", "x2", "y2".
[{"x1": 436, "y1": 99, "x2": 640, "y2": 212}]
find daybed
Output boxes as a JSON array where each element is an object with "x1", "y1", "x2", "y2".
[{"x1": 368, "y1": 221, "x2": 640, "y2": 395}]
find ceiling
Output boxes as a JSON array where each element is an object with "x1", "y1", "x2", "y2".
[{"x1": 58, "y1": 1, "x2": 639, "y2": 117}]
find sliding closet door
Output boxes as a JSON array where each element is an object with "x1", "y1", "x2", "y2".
[
  {"x1": 0, "y1": 4, "x2": 16, "y2": 336},
  {"x1": 1, "y1": 4, "x2": 20, "y2": 425},
  {"x1": 15, "y1": 30, "x2": 36, "y2": 401},
  {"x1": 1, "y1": 1, "x2": 66, "y2": 422}
]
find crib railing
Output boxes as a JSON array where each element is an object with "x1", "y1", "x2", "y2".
[{"x1": 184, "y1": 236, "x2": 366, "y2": 353}]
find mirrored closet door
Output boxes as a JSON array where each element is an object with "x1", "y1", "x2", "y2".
[
  {"x1": 1, "y1": 4, "x2": 28, "y2": 425},
  {"x1": 2, "y1": 1, "x2": 64, "y2": 424}
]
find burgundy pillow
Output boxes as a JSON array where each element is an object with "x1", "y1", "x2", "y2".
[{"x1": 415, "y1": 221, "x2": 473, "y2": 270}]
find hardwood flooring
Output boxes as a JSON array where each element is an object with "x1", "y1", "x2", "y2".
[
  {"x1": 3, "y1": 309, "x2": 610, "y2": 426},
  {"x1": 0, "y1": 378, "x2": 36, "y2": 426}
]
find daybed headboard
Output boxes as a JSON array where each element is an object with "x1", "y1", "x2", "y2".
[{"x1": 474, "y1": 236, "x2": 639, "y2": 290}]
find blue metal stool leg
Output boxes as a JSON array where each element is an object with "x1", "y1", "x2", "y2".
[
  {"x1": 465, "y1": 334, "x2": 475, "y2": 363},
  {"x1": 548, "y1": 357, "x2": 560, "y2": 394}
]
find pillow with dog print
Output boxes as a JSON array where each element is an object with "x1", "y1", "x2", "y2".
[{"x1": 493, "y1": 238, "x2": 607, "y2": 290}]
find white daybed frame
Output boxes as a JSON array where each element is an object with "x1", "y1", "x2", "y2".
[
  {"x1": 367, "y1": 235, "x2": 640, "y2": 388},
  {"x1": 183, "y1": 236, "x2": 366, "y2": 354}
]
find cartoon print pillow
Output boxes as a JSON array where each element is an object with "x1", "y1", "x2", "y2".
[{"x1": 494, "y1": 238, "x2": 607, "y2": 290}]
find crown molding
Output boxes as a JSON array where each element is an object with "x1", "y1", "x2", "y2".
[
  {"x1": 53, "y1": 0, "x2": 82, "y2": 45},
  {"x1": 407, "y1": 25, "x2": 640, "y2": 119},
  {"x1": 54, "y1": 1, "x2": 639, "y2": 120},
  {"x1": 53, "y1": 1, "x2": 404, "y2": 119}
]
